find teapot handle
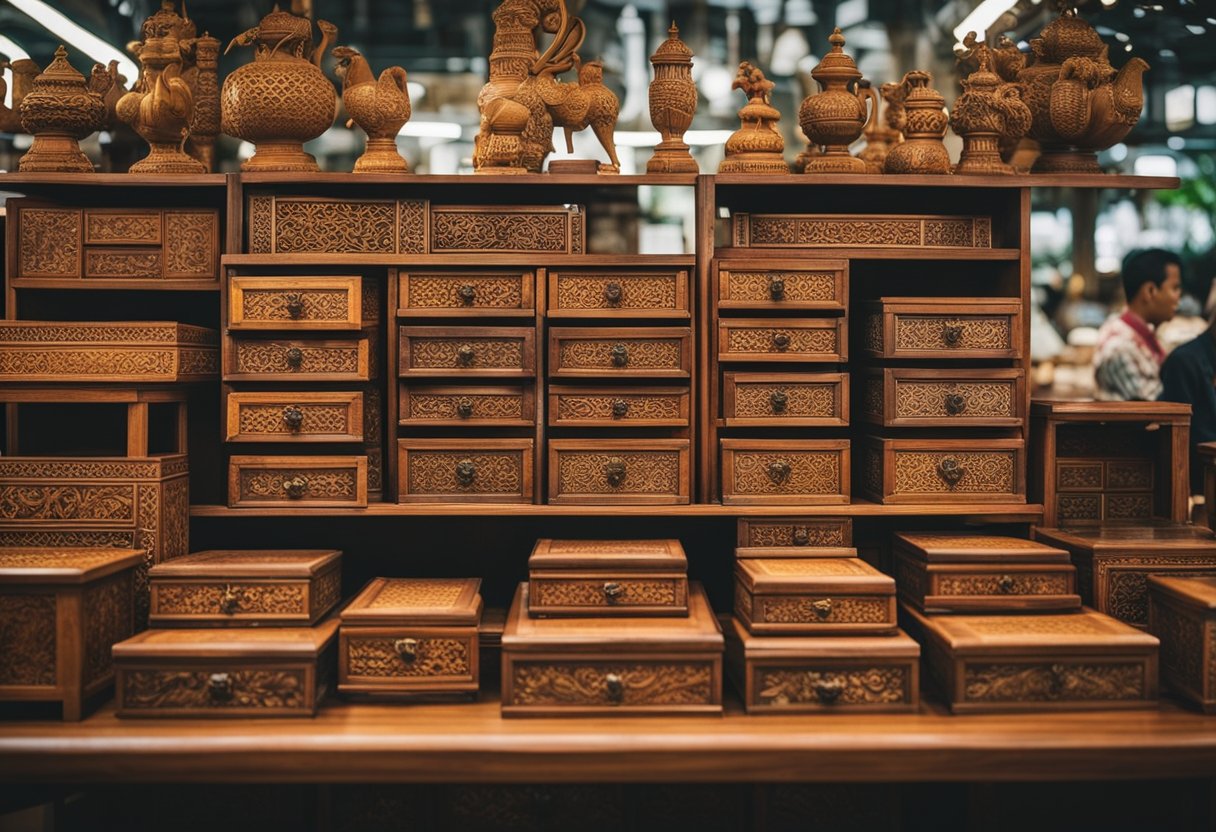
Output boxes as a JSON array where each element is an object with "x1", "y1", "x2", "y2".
[{"x1": 857, "y1": 79, "x2": 879, "y2": 136}]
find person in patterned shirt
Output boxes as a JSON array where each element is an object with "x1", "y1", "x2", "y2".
[{"x1": 1093, "y1": 249, "x2": 1183, "y2": 401}]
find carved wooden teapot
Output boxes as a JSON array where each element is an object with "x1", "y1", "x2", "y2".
[
  {"x1": 797, "y1": 28, "x2": 876, "y2": 173},
  {"x1": 18, "y1": 46, "x2": 112, "y2": 172}
]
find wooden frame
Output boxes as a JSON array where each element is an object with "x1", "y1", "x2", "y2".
[{"x1": 229, "y1": 275, "x2": 365, "y2": 330}]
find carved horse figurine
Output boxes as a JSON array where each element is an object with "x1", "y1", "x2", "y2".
[{"x1": 540, "y1": 56, "x2": 621, "y2": 173}]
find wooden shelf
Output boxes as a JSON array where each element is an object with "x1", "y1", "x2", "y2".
[
  {"x1": 0, "y1": 173, "x2": 228, "y2": 190},
  {"x1": 239, "y1": 172, "x2": 698, "y2": 187},
  {"x1": 2, "y1": 696, "x2": 1214, "y2": 783},
  {"x1": 712, "y1": 173, "x2": 1181, "y2": 190},
  {"x1": 710, "y1": 246, "x2": 1021, "y2": 261},
  {"x1": 10, "y1": 278, "x2": 221, "y2": 292},
  {"x1": 222, "y1": 254, "x2": 697, "y2": 267}
]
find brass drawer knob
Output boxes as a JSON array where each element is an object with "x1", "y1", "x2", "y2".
[
  {"x1": 997, "y1": 574, "x2": 1016, "y2": 594},
  {"x1": 1048, "y1": 663, "x2": 1067, "y2": 698},
  {"x1": 942, "y1": 324, "x2": 964, "y2": 346},
  {"x1": 457, "y1": 344, "x2": 476, "y2": 366},
  {"x1": 282, "y1": 405, "x2": 305, "y2": 431},
  {"x1": 812, "y1": 676, "x2": 846, "y2": 704},
  {"x1": 456, "y1": 398, "x2": 474, "y2": 419},
  {"x1": 284, "y1": 477, "x2": 308, "y2": 499},
  {"x1": 944, "y1": 393, "x2": 967, "y2": 415},
  {"x1": 603, "y1": 281, "x2": 623, "y2": 305},
  {"x1": 394, "y1": 637, "x2": 419, "y2": 663},
  {"x1": 604, "y1": 457, "x2": 627, "y2": 487},
  {"x1": 284, "y1": 292, "x2": 305, "y2": 319},
  {"x1": 219, "y1": 584, "x2": 239, "y2": 615},
  {"x1": 792, "y1": 526, "x2": 810, "y2": 546},
  {"x1": 771, "y1": 332, "x2": 790, "y2": 351},
  {"x1": 605, "y1": 672, "x2": 624, "y2": 704},
  {"x1": 768, "y1": 277, "x2": 785, "y2": 301},
  {"x1": 936, "y1": 456, "x2": 966, "y2": 487},
  {"x1": 603, "y1": 582, "x2": 624, "y2": 601},
  {"x1": 455, "y1": 459, "x2": 476, "y2": 487},
  {"x1": 611, "y1": 399, "x2": 630, "y2": 418},
  {"x1": 207, "y1": 672, "x2": 233, "y2": 701},
  {"x1": 769, "y1": 390, "x2": 788, "y2": 413},
  {"x1": 285, "y1": 346, "x2": 304, "y2": 369},
  {"x1": 458, "y1": 284, "x2": 476, "y2": 304},
  {"x1": 610, "y1": 343, "x2": 629, "y2": 367},
  {"x1": 812, "y1": 598, "x2": 833, "y2": 619},
  {"x1": 767, "y1": 460, "x2": 791, "y2": 485}
]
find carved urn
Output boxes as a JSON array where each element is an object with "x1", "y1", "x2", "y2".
[
  {"x1": 647, "y1": 23, "x2": 698, "y2": 174},
  {"x1": 18, "y1": 46, "x2": 111, "y2": 173},
  {"x1": 798, "y1": 28, "x2": 876, "y2": 174},
  {"x1": 883, "y1": 71, "x2": 950, "y2": 175},
  {"x1": 221, "y1": 6, "x2": 338, "y2": 171}
]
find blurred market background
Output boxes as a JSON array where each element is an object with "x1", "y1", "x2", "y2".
[{"x1": 0, "y1": 0, "x2": 1212, "y2": 396}]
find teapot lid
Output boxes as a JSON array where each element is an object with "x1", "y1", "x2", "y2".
[
  {"x1": 1032, "y1": 8, "x2": 1105, "y2": 62},
  {"x1": 902, "y1": 70, "x2": 944, "y2": 107},
  {"x1": 811, "y1": 28, "x2": 862, "y2": 83},
  {"x1": 255, "y1": 5, "x2": 312, "y2": 45},
  {"x1": 651, "y1": 22, "x2": 693, "y2": 65},
  {"x1": 33, "y1": 46, "x2": 86, "y2": 87}
]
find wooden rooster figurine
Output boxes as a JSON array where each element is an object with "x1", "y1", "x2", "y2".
[{"x1": 332, "y1": 46, "x2": 411, "y2": 173}]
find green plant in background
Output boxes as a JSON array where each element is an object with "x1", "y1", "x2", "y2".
[{"x1": 1157, "y1": 153, "x2": 1216, "y2": 297}]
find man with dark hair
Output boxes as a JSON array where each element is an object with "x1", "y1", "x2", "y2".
[
  {"x1": 1093, "y1": 248, "x2": 1183, "y2": 401},
  {"x1": 1160, "y1": 310, "x2": 1216, "y2": 496}
]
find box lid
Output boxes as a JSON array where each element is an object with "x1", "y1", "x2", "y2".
[
  {"x1": 528, "y1": 539, "x2": 687, "y2": 572},
  {"x1": 0, "y1": 547, "x2": 144, "y2": 584},
  {"x1": 1034, "y1": 524, "x2": 1216, "y2": 557},
  {"x1": 1148, "y1": 575, "x2": 1216, "y2": 612},
  {"x1": 341, "y1": 578, "x2": 482, "y2": 626},
  {"x1": 893, "y1": 533, "x2": 1069, "y2": 564},
  {"x1": 725, "y1": 614, "x2": 919, "y2": 659},
  {"x1": 735, "y1": 558, "x2": 894, "y2": 595},
  {"x1": 149, "y1": 550, "x2": 342, "y2": 579},
  {"x1": 902, "y1": 604, "x2": 1158, "y2": 657},
  {"x1": 0, "y1": 321, "x2": 217, "y2": 345},
  {"x1": 502, "y1": 582, "x2": 722, "y2": 652},
  {"x1": 113, "y1": 616, "x2": 340, "y2": 660}
]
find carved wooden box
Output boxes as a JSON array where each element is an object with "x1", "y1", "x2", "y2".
[
  {"x1": 731, "y1": 213, "x2": 993, "y2": 249},
  {"x1": 860, "y1": 368, "x2": 1025, "y2": 428},
  {"x1": 0, "y1": 322, "x2": 218, "y2": 383},
  {"x1": 527, "y1": 539, "x2": 689, "y2": 618},
  {"x1": 0, "y1": 547, "x2": 142, "y2": 720},
  {"x1": 547, "y1": 439, "x2": 691, "y2": 505},
  {"x1": 113, "y1": 617, "x2": 339, "y2": 718},
  {"x1": 399, "y1": 326, "x2": 536, "y2": 378},
  {"x1": 339, "y1": 577, "x2": 482, "y2": 698},
  {"x1": 892, "y1": 533, "x2": 1079, "y2": 614},
  {"x1": 548, "y1": 385, "x2": 689, "y2": 428},
  {"x1": 734, "y1": 558, "x2": 896, "y2": 635},
  {"x1": 715, "y1": 259, "x2": 847, "y2": 311},
  {"x1": 148, "y1": 549, "x2": 342, "y2": 627},
  {"x1": 229, "y1": 276, "x2": 372, "y2": 331},
  {"x1": 246, "y1": 196, "x2": 428, "y2": 254},
  {"x1": 548, "y1": 328, "x2": 692, "y2": 379},
  {"x1": 860, "y1": 436, "x2": 1025, "y2": 504},
  {"x1": 717, "y1": 318, "x2": 846, "y2": 363},
  {"x1": 398, "y1": 269, "x2": 536, "y2": 317},
  {"x1": 228, "y1": 455, "x2": 368, "y2": 508},
  {"x1": 14, "y1": 203, "x2": 219, "y2": 285},
  {"x1": 724, "y1": 616, "x2": 919, "y2": 714},
  {"x1": 398, "y1": 439, "x2": 533, "y2": 504},
  {"x1": 1034, "y1": 524, "x2": 1216, "y2": 629},
  {"x1": 722, "y1": 372, "x2": 848, "y2": 427},
  {"x1": 225, "y1": 390, "x2": 366, "y2": 443},
  {"x1": 1148, "y1": 575, "x2": 1216, "y2": 714},
  {"x1": 225, "y1": 330, "x2": 377, "y2": 382},
  {"x1": 548, "y1": 268, "x2": 690, "y2": 318},
  {"x1": 400, "y1": 385, "x2": 535, "y2": 427},
  {"x1": 735, "y1": 518, "x2": 855, "y2": 558},
  {"x1": 902, "y1": 604, "x2": 1158, "y2": 714},
  {"x1": 860, "y1": 298, "x2": 1022, "y2": 360},
  {"x1": 430, "y1": 205, "x2": 585, "y2": 255},
  {"x1": 720, "y1": 439, "x2": 850, "y2": 505},
  {"x1": 501, "y1": 582, "x2": 723, "y2": 717}
]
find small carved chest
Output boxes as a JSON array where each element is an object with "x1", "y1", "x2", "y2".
[
  {"x1": 527, "y1": 538, "x2": 689, "y2": 618},
  {"x1": 734, "y1": 558, "x2": 896, "y2": 635},
  {"x1": 0, "y1": 321, "x2": 218, "y2": 383},
  {"x1": 1148, "y1": 575, "x2": 1216, "y2": 713}
]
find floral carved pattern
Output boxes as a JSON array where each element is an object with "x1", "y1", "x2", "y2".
[
  {"x1": 757, "y1": 667, "x2": 908, "y2": 706},
  {"x1": 86, "y1": 212, "x2": 160, "y2": 243},
  {"x1": 19, "y1": 208, "x2": 80, "y2": 277},
  {"x1": 1059, "y1": 494, "x2": 1102, "y2": 521},
  {"x1": 510, "y1": 662, "x2": 714, "y2": 706},
  {"x1": 406, "y1": 451, "x2": 523, "y2": 495},
  {"x1": 556, "y1": 452, "x2": 680, "y2": 495},
  {"x1": 408, "y1": 338, "x2": 524, "y2": 370},
  {"x1": 235, "y1": 342, "x2": 361, "y2": 375},
  {"x1": 407, "y1": 392, "x2": 525, "y2": 421},
  {"x1": 723, "y1": 327, "x2": 838, "y2": 357},
  {"x1": 555, "y1": 393, "x2": 681, "y2": 422},
  {"x1": 160, "y1": 476, "x2": 189, "y2": 562},
  {"x1": 555, "y1": 274, "x2": 679, "y2": 310},
  {"x1": 0, "y1": 350, "x2": 183, "y2": 379},
  {"x1": 724, "y1": 270, "x2": 838, "y2": 303},
  {"x1": 892, "y1": 451, "x2": 1014, "y2": 494},
  {"x1": 311, "y1": 568, "x2": 342, "y2": 619},
  {"x1": 122, "y1": 669, "x2": 309, "y2": 709},
  {"x1": 0, "y1": 485, "x2": 135, "y2": 521},
  {"x1": 744, "y1": 522, "x2": 849, "y2": 548},
  {"x1": 240, "y1": 469, "x2": 358, "y2": 501},
  {"x1": 530, "y1": 579, "x2": 682, "y2": 607},
  {"x1": 730, "y1": 451, "x2": 842, "y2": 496},
  {"x1": 274, "y1": 200, "x2": 397, "y2": 253},
  {"x1": 431, "y1": 211, "x2": 573, "y2": 253},
  {"x1": 0, "y1": 324, "x2": 212, "y2": 343},
  {"x1": 737, "y1": 214, "x2": 991, "y2": 248},
  {"x1": 0, "y1": 594, "x2": 56, "y2": 686},
  {"x1": 239, "y1": 403, "x2": 353, "y2": 436},
  {"x1": 248, "y1": 196, "x2": 273, "y2": 252},
  {"x1": 85, "y1": 250, "x2": 162, "y2": 278},
  {"x1": 83, "y1": 571, "x2": 132, "y2": 685},
  {"x1": 1058, "y1": 464, "x2": 1103, "y2": 489},
  {"x1": 164, "y1": 212, "x2": 216, "y2": 277},
  {"x1": 557, "y1": 339, "x2": 683, "y2": 371},
  {"x1": 759, "y1": 596, "x2": 892, "y2": 625},
  {"x1": 154, "y1": 582, "x2": 306, "y2": 616},
  {"x1": 894, "y1": 381, "x2": 1015, "y2": 418},
  {"x1": 370, "y1": 579, "x2": 467, "y2": 608},
  {"x1": 405, "y1": 275, "x2": 525, "y2": 309},
  {"x1": 936, "y1": 573, "x2": 1071, "y2": 596},
  {"x1": 346, "y1": 637, "x2": 471, "y2": 678},
  {"x1": 241, "y1": 289, "x2": 351, "y2": 323},
  {"x1": 0, "y1": 459, "x2": 165, "y2": 479},
  {"x1": 1107, "y1": 494, "x2": 1154, "y2": 519},
  {"x1": 893, "y1": 317, "x2": 1011, "y2": 352},
  {"x1": 733, "y1": 383, "x2": 837, "y2": 418},
  {"x1": 399, "y1": 200, "x2": 427, "y2": 253},
  {"x1": 1106, "y1": 462, "x2": 1153, "y2": 490},
  {"x1": 1154, "y1": 602, "x2": 1203, "y2": 695},
  {"x1": 1102, "y1": 561, "x2": 1216, "y2": 626},
  {"x1": 963, "y1": 662, "x2": 1145, "y2": 702}
]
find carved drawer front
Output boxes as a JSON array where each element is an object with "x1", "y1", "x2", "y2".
[
  {"x1": 85, "y1": 209, "x2": 162, "y2": 245},
  {"x1": 149, "y1": 578, "x2": 316, "y2": 625},
  {"x1": 861, "y1": 437, "x2": 1025, "y2": 504},
  {"x1": 718, "y1": 318, "x2": 846, "y2": 363},
  {"x1": 548, "y1": 386, "x2": 689, "y2": 428},
  {"x1": 1058, "y1": 493, "x2": 1155, "y2": 524},
  {"x1": 549, "y1": 328, "x2": 691, "y2": 379},
  {"x1": 247, "y1": 195, "x2": 428, "y2": 255},
  {"x1": 398, "y1": 439, "x2": 533, "y2": 504},
  {"x1": 400, "y1": 385, "x2": 534, "y2": 427},
  {"x1": 228, "y1": 456, "x2": 368, "y2": 508},
  {"x1": 398, "y1": 270, "x2": 535, "y2": 317},
  {"x1": 229, "y1": 276, "x2": 367, "y2": 330},
  {"x1": 115, "y1": 660, "x2": 326, "y2": 717},
  {"x1": 736, "y1": 581, "x2": 897, "y2": 635},
  {"x1": 430, "y1": 204, "x2": 585, "y2": 254},
  {"x1": 528, "y1": 575, "x2": 690, "y2": 617},
  {"x1": 722, "y1": 372, "x2": 847, "y2": 427},
  {"x1": 399, "y1": 327, "x2": 535, "y2": 378},
  {"x1": 84, "y1": 249, "x2": 162, "y2": 280},
  {"x1": 861, "y1": 298, "x2": 1022, "y2": 360},
  {"x1": 736, "y1": 518, "x2": 855, "y2": 557},
  {"x1": 896, "y1": 554, "x2": 1081, "y2": 614},
  {"x1": 716, "y1": 259, "x2": 847, "y2": 310},
  {"x1": 739, "y1": 658, "x2": 918, "y2": 714},
  {"x1": 0, "y1": 322, "x2": 219, "y2": 384},
  {"x1": 862, "y1": 368, "x2": 1025, "y2": 427},
  {"x1": 226, "y1": 391, "x2": 364, "y2": 443},
  {"x1": 548, "y1": 439, "x2": 691, "y2": 505},
  {"x1": 720, "y1": 440, "x2": 850, "y2": 506},
  {"x1": 548, "y1": 269, "x2": 690, "y2": 318},
  {"x1": 340, "y1": 627, "x2": 479, "y2": 693},
  {"x1": 17, "y1": 206, "x2": 82, "y2": 278},
  {"x1": 226, "y1": 333, "x2": 374, "y2": 382},
  {"x1": 503, "y1": 657, "x2": 720, "y2": 714},
  {"x1": 731, "y1": 212, "x2": 993, "y2": 249},
  {"x1": 1094, "y1": 562, "x2": 1216, "y2": 629},
  {"x1": 953, "y1": 658, "x2": 1156, "y2": 713}
]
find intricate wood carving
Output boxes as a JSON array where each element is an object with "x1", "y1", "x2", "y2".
[
  {"x1": 551, "y1": 389, "x2": 686, "y2": 426},
  {"x1": 1154, "y1": 600, "x2": 1204, "y2": 695},
  {"x1": 84, "y1": 249, "x2": 162, "y2": 279},
  {"x1": 797, "y1": 29, "x2": 875, "y2": 174},
  {"x1": 937, "y1": 573, "x2": 1071, "y2": 596},
  {"x1": 893, "y1": 450, "x2": 1016, "y2": 494},
  {"x1": 247, "y1": 197, "x2": 428, "y2": 254},
  {"x1": 647, "y1": 23, "x2": 698, "y2": 173},
  {"x1": 758, "y1": 596, "x2": 892, "y2": 625},
  {"x1": 430, "y1": 206, "x2": 585, "y2": 254},
  {"x1": 0, "y1": 593, "x2": 56, "y2": 686},
  {"x1": 557, "y1": 338, "x2": 683, "y2": 372},
  {"x1": 883, "y1": 71, "x2": 950, "y2": 174},
  {"x1": 732, "y1": 213, "x2": 992, "y2": 248},
  {"x1": 718, "y1": 62, "x2": 787, "y2": 174},
  {"x1": 554, "y1": 450, "x2": 683, "y2": 497},
  {"x1": 239, "y1": 467, "x2": 358, "y2": 501},
  {"x1": 531, "y1": 579, "x2": 681, "y2": 608},
  {"x1": 346, "y1": 636, "x2": 471, "y2": 678},
  {"x1": 404, "y1": 335, "x2": 526, "y2": 372},
  {"x1": 725, "y1": 446, "x2": 845, "y2": 498},
  {"x1": 82, "y1": 571, "x2": 133, "y2": 686},
  {"x1": 406, "y1": 450, "x2": 524, "y2": 495},
  {"x1": 0, "y1": 322, "x2": 217, "y2": 382},
  {"x1": 331, "y1": 47, "x2": 412, "y2": 174},
  {"x1": 85, "y1": 212, "x2": 160, "y2": 244},
  {"x1": 154, "y1": 582, "x2": 306, "y2": 616},
  {"x1": 17, "y1": 46, "x2": 112, "y2": 173},
  {"x1": 963, "y1": 662, "x2": 1145, "y2": 703},
  {"x1": 1099, "y1": 559, "x2": 1216, "y2": 627},
  {"x1": 404, "y1": 388, "x2": 529, "y2": 423},
  {"x1": 231, "y1": 338, "x2": 366, "y2": 378},
  {"x1": 740, "y1": 520, "x2": 851, "y2": 549},
  {"x1": 18, "y1": 208, "x2": 81, "y2": 278},
  {"x1": 552, "y1": 272, "x2": 684, "y2": 313},
  {"x1": 401, "y1": 273, "x2": 528, "y2": 311},
  {"x1": 122, "y1": 668, "x2": 309, "y2": 709},
  {"x1": 758, "y1": 667, "x2": 908, "y2": 706},
  {"x1": 893, "y1": 316, "x2": 1011, "y2": 352},
  {"x1": 509, "y1": 662, "x2": 714, "y2": 707}
]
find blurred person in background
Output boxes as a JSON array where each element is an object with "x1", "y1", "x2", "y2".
[{"x1": 1093, "y1": 249, "x2": 1183, "y2": 401}]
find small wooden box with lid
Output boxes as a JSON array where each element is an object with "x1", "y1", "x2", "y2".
[
  {"x1": 527, "y1": 538, "x2": 688, "y2": 617},
  {"x1": 1148, "y1": 575, "x2": 1216, "y2": 713}
]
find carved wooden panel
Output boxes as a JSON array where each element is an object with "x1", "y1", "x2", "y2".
[
  {"x1": 247, "y1": 196, "x2": 428, "y2": 254},
  {"x1": 226, "y1": 334, "x2": 372, "y2": 382},
  {"x1": 0, "y1": 323, "x2": 219, "y2": 383},
  {"x1": 1057, "y1": 462, "x2": 1103, "y2": 491},
  {"x1": 344, "y1": 634, "x2": 474, "y2": 679},
  {"x1": 962, "y1": 662, "x2": 1148, "y2": 704},
  {"x1": 400, "y1": 385, "x2": 534, "y2": 427},
  {"x1": 84, "y1": 248, "x2": 162, "y2": 279},
  {"x1": 226, "y1": 391, "x2": 364, "y2": 443},
  {"x1": 506, "y1": 660, "x2": 716, "y2": 708},
  {"x1": 119, "y1": 667, "x2": 313, "y2": 713},
  {"x1": 228, "y1": 456, "x2": 368, "y2": 508},
  {"x1": 18, "y1": 207, "x2": 81, "y2": 278},
  {"x1": 548, "y1": 440, "x2": 690, "y2": 505},
  {"x1": 862, "y1": 368, "x2": 1024, "y2": 427},
  {"x1": 548, "y1": 386, "x2": 689, "y2": 428},
  {"x1": 83, "y1": 571, "x2": 134, "y2": 687},
  {"x1": 736, "y1": 518, "x2": 854, "y2": 554},
  {"x1": 399, "y1": 327, "x2": 535, "y2": 378},
  {"x1": 398, "y1": 439, "x2": 533, "y2": 504},
  {"x1": 731, "y1": 212, "x2": 992, "y2": 248},
  {"x1": 717, "y1": 259, "x2": 847, "y2": 310},
  {"x1": 1150, "y1": 599, "x2": 1206, "y2": 703},
  {"x1": 718, "y1": 318, "x2": 845, "y2": 363},
  {"x1": 0, "y1": 593, "x2": 57, "y2": 686},
  {"x1": 936, "y1": 572, "x2": 1073, "y2": 597},
  {"x1": 721, "y1": 440, "x2": 849, "y2": 505},
  {"x1": 229, "y1": 276, "x2": 364, "y2": 330},
  {"x1": 151, "y1": 581, "x2": 308, "y2": 619},
  {"x1": 1096, "y1": 558, "x2": 1216, "y2": 628},
  {"x1": 84, "y1": 210, "x2": 161, "y2": 245},
  {"x1": 1106, "y1": 461, "x2": 1154, "y2": 491},
  {"x1": 399, "y1": 271, "x2": 534, "y2": 316},
  {"x1": 722, "y1": 372, "x2": 847, "y2": 427},
  {"x1": 549, "y1": 328, "x2": 691, "y2": 378},
  {"x1": 748, "y1": 592, "x2": 895, "y2": 630},
  {"x1": 548, "y1": 269, "x2": 689, "y2": 317},
  {"x1": 751, "y1": 664, "x2": 914, "y2": 710},
  {"x1": 1058, "y1": 493, "x2": 1102, "y2": 522},
  {"x1": 529, "y1": 578, "x2": 687, "y2": 611},
  {"x1": 430, "y1": 205, "x2": 584, "y2": 254},
  {"x1": 863, "y1": 438, "x2": 1025, "y2": 504},
  {"x1": 162, "y1": 211, "x2": 219, "y2": 278},
  {"x1": 861, "y1": 299, "x2": 1022, "y2": 360}
]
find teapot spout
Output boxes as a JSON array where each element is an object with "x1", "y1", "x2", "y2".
[{"x1": 1112, "y1": 57, "x2": 1148, "y2": 120}]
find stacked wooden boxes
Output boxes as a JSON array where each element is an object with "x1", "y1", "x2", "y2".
[
  {"x1": 501, "y1": 539, "x2": 723, "y2": 716},
  {"x1": 1148, "y1": 575, "x2": 1216, "y2": 713},
  {"x1": 727, "y1": 518, "x2": 921, "y2": 713}
]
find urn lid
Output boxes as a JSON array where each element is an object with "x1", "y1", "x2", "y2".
[
  {"x1": 901, "y1": 70, "x2": 944, "y2": 108},
  {"x1": 255, "y1": 5, "x2": 313, "y2": 46},
  {"x1": 651, "y1": 22, "x2": 693, "y2": 65},
  {"x1": 811, "y1": 28, "x2": 862, "y2": 84},
  {"x1": 30, "y1": 46, "x2": 87, "y2": 89},
  {"x1": 1031, "y1": 8, "x2": 1105, "y2": 63}
]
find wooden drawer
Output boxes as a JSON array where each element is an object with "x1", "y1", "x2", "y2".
[
  {"x1": 399, "y1": 385, "x2": 534, "y2": 427},
  {"x1": 736, "y1": 518, "x2": 855, "y2": 557},
  {"x1": 895, "y1": 553, "x2": 1080, "y2": 614},
  {"x1": 548, "y1": 328, "x2": 691, "y2": 379},
  {"x1": 229, "y1": 276, "x2": 370, "y2": 330},
  {"x1": 397, "y1": 439, "x2": 533, "y2": 504},
  {"x1": 861, "y1": 437, "x2": 1025, "y2": 504},
  {"x1": 734, "y1": 558, "x2": 897, "y2": 635},
  {"x1": 228, "y1": 456, "x2": 368, "y2": 508},
  {"x1": 548, "y1": 439, "x2": 691, "y2": 505},
  {"x1": 528, "y1": 575, "x2": 690, "y2": 617},
  {"x1": 430, "y1": 204, "x2": 585, "y2": 255},
  {"x1": 731, "y1": 212, "x2": 993, "y2": 249},
  {"x1": 547, "y1": 269, "x2": 689, "y2": 318},
  {"x1": 225, "y1": 391, "x2": 364, "y2": 443},
  {"x1": 548, "y1": 385, "x2": 689, "y2": 428},
  {"x1": 716, "y1": 259, "x2": 847, "y2": 311},
  {"x1": 861, "y1": 298, "x2": 1022, "y2": 359},
  {"x1": 339, "y1": 626, "x2": 479, "y2": 695},
  {"x1": 225, "y1": 332, "x2": 375, "y2": 382},
  {"x1": 399, "y1": 326, "x2": 535, "y2": 378},
  {"x1": 397, "y1": 270, "x2": 534, "y2": 317},
  {"x1": 718, "y1": 318, "x2": 846, "y2": 363},
  {"x1": 861, "y1": 368, "x2": 1025, "y2": 427},
  {"x1": 722, "y1": 372, "x2": 847, "y2": 427},
  {"x1": 720, "y1": 439, "x2": 850, "y2": 506},
  {"x1": 1056, "y1": 493, "x2": 1155, "y2": 524}
]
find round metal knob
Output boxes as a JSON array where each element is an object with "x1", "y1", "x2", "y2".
[
  {"x1": 219, "y1": 585, "x2": 239, "y2": 616},
  {"x1": 792, "y1": 527, "x2": 810, "y2": 546},
  {"x1": 604, "y1": 457, "x2": 627, "y2": 487},
  {"x1": 456, "y1": 344, "x2": 475, "y2": 367},
  {"x1": 768, "y1": 277, "x2": 785, "y2": 301},
  {"x1": 284, "y1": 477, "x2": 308, "y2": 499},
  {"x1": 605, "y1": 672, "x2": 624, "y2": 703},
  {"x1": 456, "y1": 398, "x2": 474, "y2": 419},
  {"x1": 944, "y1": 393, "x2": 967, "y2": 416},
  {"x1": 284, "y1": 293, "x2": 305, "y2": 319},
  {"x1": 771, "y1": 332, "x2": 790, "y2": 351},
  {"x1": 282, "y1": 405, "x2": 305, "y2": 432},
  {"x1": 603, "y1": 281, "x2": 623, "y2": 306},
  {"x1": 942, "y1": 324, "x2": 964, "y2": 347},
  {"x1": 769, "y1": 390, "x2": 788, "y2": 413},
  {"x1": 813, "y1": 676, "x2": 846, "y2": 704},
  {"x1": 610, "y1": 343, "x2": 629, "y2": 367},
  {"x1": 394, "y1": 637, "x2": 419, "y2": 663},
  {"x1": 603, "y1": 582, "x2": 624, "y2": 601},
  {"x1": 611, "y1": 399, "x2": 630, "y2": 418},
  {"x1": 458, "y1": 284, "x2": 476, "y2": 304},
  {"x1": 207, "y1": 672, "x2": 233, "y2": 701},
  {"x1": 936, "y1": 457, "x2": 966, "y2": 487},
  {"x1": 767, "y1": 460, "x2": 791, "y2": 485},
  {"x1": 285, "y1": 347, "x2": 304, "y2": 369},
  {"x1": 997, "y1": 574, "x2": 1016, "y2": 594},
  {"x1": 455, "y1": 459, "x2": 476, "y2": 487},
  {"x1": 812, "y1": 598, "x2": 833, "y2": 619}
]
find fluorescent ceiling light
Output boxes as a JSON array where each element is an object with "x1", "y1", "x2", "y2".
[
  {"x1": 0, "y1": 34, "x2": 30, "y2": 112},
  {"x1": 6, "y1": 0, "x2": 138, "y2": 82},
  {"x1": 614, "y1": 130, "x2": 734, "y2": 148},
  {"x1": 953, "y1": 0, "x2": 1018, "y2": 47},
  {"x1": 399, "y1": 121, "x2": 462, "y2": 139},
  {"x1": 1133, "y1": 155, "x2": 1177, "y2": 177}
]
